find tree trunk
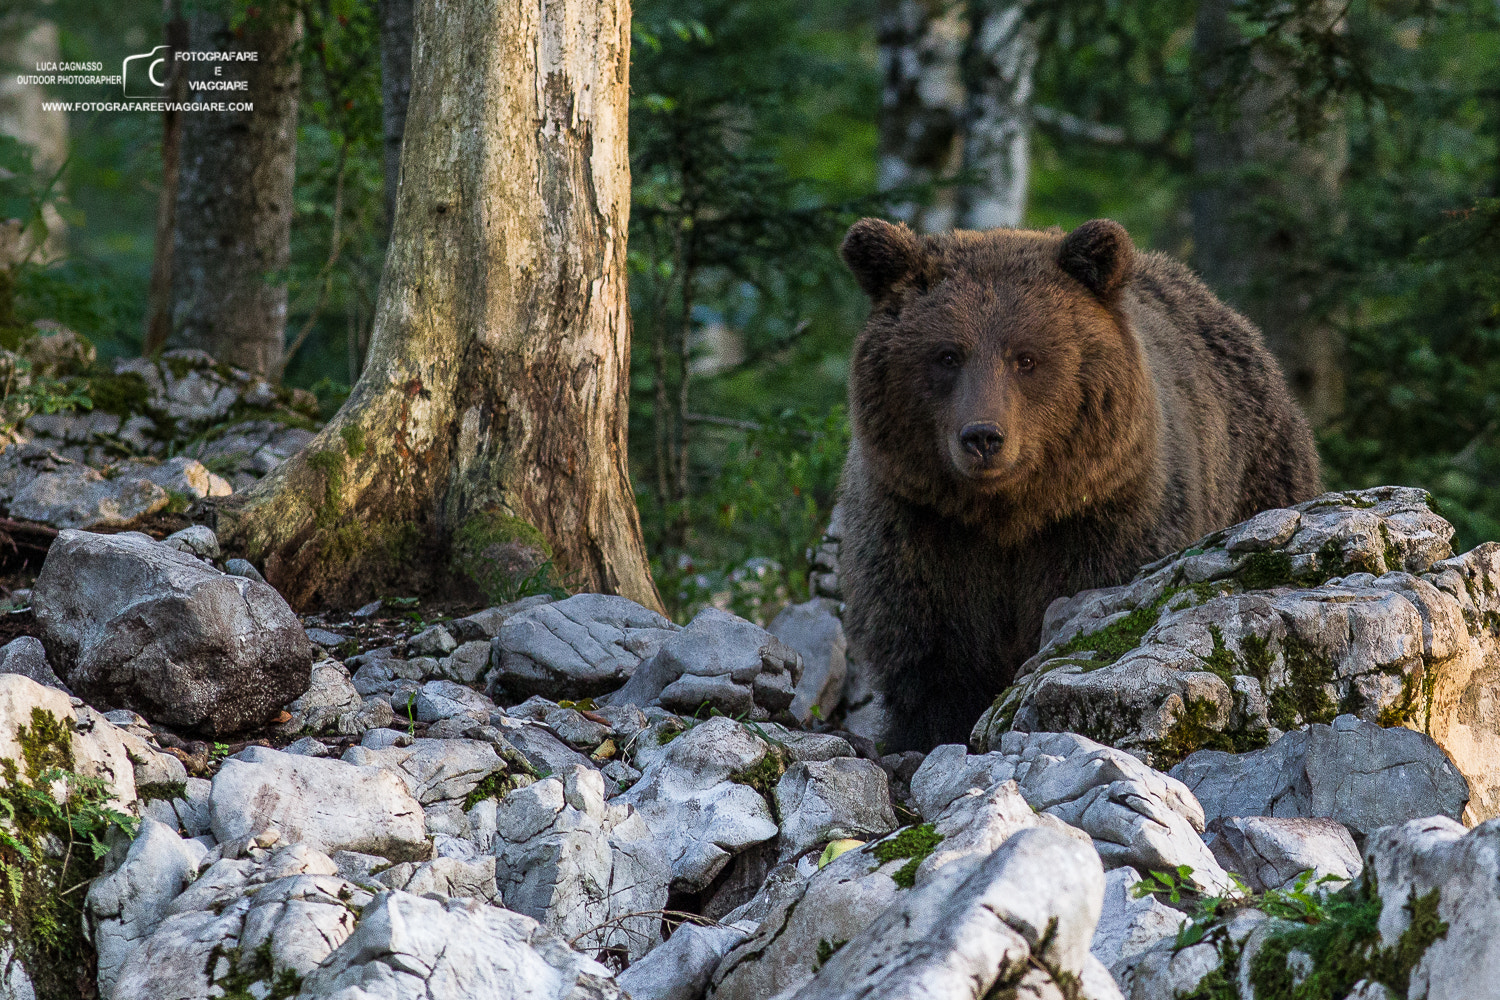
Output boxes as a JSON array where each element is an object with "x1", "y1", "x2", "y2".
[
  {"x1": 379, "y1": 0, "x2": 414, "y2": 234},
  {"x1": 210, "y1": 0, "x2": 662, "y2": 614},
  {"x1": 876, "y1": 0, "x2": 967, "y2": 232},
  {"x1": 1190, "y1": 0, "x2": 1346, "y2": 426},
  {"x1": 142, "y1": 1, "x2": 189, "y2": 356},
  {"x1": 169, "y1": 2, "x2": 302, "y2": 378},
  {"x1": 956, "y1": 0, "x2": 1035, "y2": 229}
]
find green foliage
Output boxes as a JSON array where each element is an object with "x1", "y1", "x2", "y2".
[
  {"x1": 2, "y1": 708, "x2": 139, "y2": 1000},
  {"x1": 871, "y1": 823, "x2": 944, "y2": 889}
]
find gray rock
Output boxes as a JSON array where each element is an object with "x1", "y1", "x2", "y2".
[
  {"x1": 0, "y1": 675, "x2": 138, "y2": 812},
  {"x1": 617, "y1": 921, "x2": 754, "y2": 1000},
  {"x1": 1089, "y1": 867, "x2": 1187, "y2": 983},
  {"x1": 1224, "y1": 508, "x2": 1301, "y2": 553},
  {"x1": 110, "y1": 844, "x2": 372, "y2": 1000},
  {"x1": 279, "y1": 660, "x2": 375, "y2": 736},
  {"x1": 351, "y1": 653, "x2": 428, "y2": 697},
  {"x1": 608, "y1": 607, "x2": 801, "y2": 719},
  {"x1": 117, "y1": 456, "x2": 231, "y2": 500},
  {"x1": 913, "y1": 735, "x2": 1232, "y2": 893},
  {"x1": 447, "y1": 596, "x2": 553, "y2": 640},
  {"x1": 85, "y1": 818, "x2": 209, "y2": 996},
  {"x1": 284, "y1": 735, "x2": 330, "y2": 757},
  {"x1": 773, "y1": 757, "x2": 897, "y2": 862},
  {"x1": 223, "y1": 557, "x2": 267, "y2": 584},
  {"x1": 361, "y1": 727, "x2": 414, "y2": 750},
  {"x1": 491, "y1": 593, "x2": 678, "y2": 700},
  {"x1": 0, "y1": 636, "x2": 66, "y2": 691},
  {"x1": 162, "y1": 525, "x2": 221, "y2": 561},
  {"x1": 8, "y1": 464, "x2": 168, "y2": 529},
  {"x1": 617, "y1": 716, "x2": 780, "y2": 892},
  {"x1": 787, "y1": 828, "x2": 1110, "y2": 1000},
  {"x1": 342, "y1": 737, "x2": 509, "y2": 806},
  {"x1": 381, "y1": 855, "x2": 500, "y2": 905},
  {"x1": 408, "y1": 624, "x2": 458, "y2": 657},
  {"x1": 304, "y1": 627, "x2": 347, "y2": 648},
  {"x1": 769, "y1": 598, "x2": 848, "y2": 724},
  {"x1": 413, "y1": 678, "x2": 494, "y2": 723},
  {"x1": 294, "y1": 891, "x2": 626, "y2": 1000},
  {"x1": 210, "y1": 746, "x2": 428, "y2": 861},
  {"x1": 545, "y1": 706, "x2": 611, "y2": 748},
  {"x1": 1172, "y1": 714, "x2": 1469, "y2": 840},
  {"x1": 1123, "y1": 909, "x2": 1267, "y2": 1000},
  {"x1": 34, "y1": 530, "x2": 312, "y2": 735},
  {"x1": 1207, "y1": 815, "x2": 1362, "y2": 892},
  {"x1": 439, "y1": 639, "x2": 492, "y2": 683},
  {"x1": 495, "y1": 717, "x2": 598, "y2": 778},
  {"x1": 493, "y1": 765, "x2": 671, "y2": 960}
]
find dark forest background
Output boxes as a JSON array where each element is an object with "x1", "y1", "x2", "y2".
[{"x1": 2, "y1": 0, "x2": 1499, "y2": 620}]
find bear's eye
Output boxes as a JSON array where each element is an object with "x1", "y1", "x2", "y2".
[
  {"x1": 1016, "y1": 353, "x2": 1036, "y2": 373},
  {"x1": 936, "y1": 349, "x2": 963, "y2": 369}
]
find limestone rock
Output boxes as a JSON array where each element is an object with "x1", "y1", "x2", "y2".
[
  {"x1": 490, "y1": 593, "x2": 678, "y2": 701},
  {"x1": 617, "y1": 921, "x2": 754, "y2": 1000},
  {"x1": 8, "y1": 463, "x2": 167, "y2": 529},
  {"x1": 492, "y1": 765, "x2": 671, "y2": 960},
  {"x1": 608, "y1": 607, "x2": 802, "y2": 720},
  {"x1": 161, "y1": 525, "x2": 221, "y2": 562},
  {"x1": 1089, "y1": 867, "x2": 1188, "y2": 982},
  {"x1": 34, "y1": 530, "x2": 312, "y2": 735},
  {"x1": 769, "y1": 598, "x2": 848, "y2": 725},
  {"x1": 278, "y1": 660, "x2": 384, "y2": 736},
  {"x1": 210, "y1": 746, "x2": 428, "y2": 861},
  {"x1": 85, "y1": 818, "x2": 208, "y2": 997},
  {"x1": 1207, "y1": 815, "x2": 1362, "y2": 892},
  {"x1": 773, "y1": 757, "x2": 897, "y2": 862},
  {"x1": 342, "y1": 737, "x2": 510, "y2": 807},
  {"x1": 967, "y1": 489, "x2": 1500, "y2": 820},
  {"x1": 617, "y1": 715, "x2": 780, "y2": 892},
  {"x1": 1172, "y1": 714, "x2": 1469, "y2": 840},
  {"x1": 295, "y1": 891, "x2": 626, "y2": 1000}
]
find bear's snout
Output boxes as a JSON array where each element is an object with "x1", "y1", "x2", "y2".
[{"x1": 959, "y1": 422, "x2": 1005, "y2": 460}]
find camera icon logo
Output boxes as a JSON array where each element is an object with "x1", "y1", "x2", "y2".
[{"x1": 122, "y1": 45, "x2": 173, "y2": 99}]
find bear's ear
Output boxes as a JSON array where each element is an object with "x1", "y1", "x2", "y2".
[
  {"x1": 841, "y1": 218, "x2": 923, "y2": 300},
  {"x1": 1057, "y1": 219, "x2": 1134, "y2": 300}
]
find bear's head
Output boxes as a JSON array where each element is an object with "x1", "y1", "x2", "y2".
[{"x1": 841, "y1": 218, "x2": 1157, "y2": 534}]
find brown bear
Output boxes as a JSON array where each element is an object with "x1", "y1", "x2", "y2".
[{"x1": 837, "y1": 217, "x2": 1320, "y2": 752}]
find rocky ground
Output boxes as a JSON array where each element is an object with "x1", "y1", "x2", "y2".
[{"x1": 3, "y1": 337, "x2": 1500, "y2": 999}]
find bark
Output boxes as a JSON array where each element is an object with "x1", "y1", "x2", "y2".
[
  {"x1": 143, "y1": 2, "x2": 190, "y2": 356},
  {"x1": 379, "y1": 0, "x2": 414, "y2": 234},
  {"x1": 877, "y1": 0, "x2": 1035, "y2": 233},
  {"x1": 1191, "y1": 0, "x2": 1346, "y2": 426},
  {"x1": 956, "y1": 0, "x2": 1035, "y2": 230},
  {"x1": 877, "y1": 0, "x2": 967, "y2": 232},
  {"x1": 0, "y1": 16, "x2": 68, "y2": 264},
  {"x1": 169, "y1": 2, "x2": 302, "y2": 378},
  {"x1": 210, "y1": 0, "x2": 662, "y2": 614}
]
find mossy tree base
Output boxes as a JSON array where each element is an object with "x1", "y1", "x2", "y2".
[{"x1": 209, "y1": 0, "x2": 660, "y2": 613}]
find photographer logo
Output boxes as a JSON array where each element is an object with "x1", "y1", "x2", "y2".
[{"x1": 121, "y1": 45, "x2": 172, "y2": 99}]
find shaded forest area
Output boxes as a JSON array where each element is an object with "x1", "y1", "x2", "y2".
[{"x1": 2, "y1": 0, "x2": 1499, "y2": 621}]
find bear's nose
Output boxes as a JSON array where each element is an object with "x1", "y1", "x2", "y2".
[{"x1": 959, "y1": 422, "x2": 1004, "y2": 460}]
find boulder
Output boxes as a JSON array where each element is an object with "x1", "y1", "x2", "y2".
[
  {"x1": 279, "y1": 660, "x2": 391, "y2": 736},
  {"x1": 492, "y1": 765, "x2": 671, "y2": 960},
  {"x1": 608, "y1": 607, "x2": 802, "y2": 720},
  {"x1": 161, "y1": 525, "x2": 221, "y2": 562},
  {"x1": 969, "y1": 488, "x2": 1500, "y2": 822},
  {"x1": 34, "y1": 530, "x2": 312, "y2": 735},
  {"x1": 617, "y1": 715, "x2": 780, "y2": 892},
  {"x1": 342, "y1": 737, "x2": 512, "y2": 807},
  {"x1": 295, "y1": 891, "x2": 626, "y2": 1000},
  {"x1": 1089, "y1": 867, "x2": 1188, "y2": 983},
  {"x1": 490, "y1": 593, "x2": 678, "y2": 700},
  {"x1": 769, "y1": 598, "x2": 848, "y2": 724},
  {"x1": 1171, "y1": 714, "x2": 1469, "y2": 840},
  {"x1": 209, "y1": 746, "x2": 428, "y2": 861},
  {"x1": 1206, "y1": 815, "x2": 1362, "y2": 892},
  {"x1": 617, "y1": 921, "x2": 755, "y2": 1000},
  {"x1": 0, "y1": 674, "x2": 137, "y2": 809}
]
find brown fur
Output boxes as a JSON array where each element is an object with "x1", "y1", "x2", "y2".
[{"x1": 838, "y1": 218, "x2": 1320, "y2": 752}]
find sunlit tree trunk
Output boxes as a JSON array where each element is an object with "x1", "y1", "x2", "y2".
[
  {"x1": 379, "y1": 0, "x2": 414, "y2": 234},
  {"x1": 1191, "y1": 0, "x2": 1347, "y2": 426},
  {"x1": 211, "y1": 0, "x2": 662, "y2": 613},
  {"x1": 876, "y1": 0, "x2": 967, "y2": 232},
  {"x1": 170, "y1": 1, "x2": 302, "y2": 378},
  {"x1": 877, "y1": 0, "x2": 1035, "y2": 233},
  {"x1": 956, "y1": 0, "x2": 1035, "y2": 229}
]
